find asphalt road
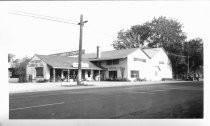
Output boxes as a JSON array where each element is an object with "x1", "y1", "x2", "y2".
[{"x1": 9, "y1": 81, "x2": 203, "y2": 119}]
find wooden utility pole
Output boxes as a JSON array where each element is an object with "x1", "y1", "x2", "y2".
[
  {"x1": 187, "y1": 42, "x2": 190, "y2": 74},
  {"x1": 77, "y1": 14, "x2": 87, "y2": 85},
  {"x1": 187, "y1": 52, "x2": 190, "y2": 74}
]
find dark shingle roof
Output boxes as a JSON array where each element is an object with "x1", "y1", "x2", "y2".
[
  {"x1": 36, "y1": 55, "x2": 101, "y2": 70},
  {"x1": 36, "y1": 48, "x2": 163, "y2": 69},
  {"x1": 81, "y1": 48, "x2": 163, "y2": 60},
  {"x1": 82, "y1": 48, "x2": 140, "y2": 61}
]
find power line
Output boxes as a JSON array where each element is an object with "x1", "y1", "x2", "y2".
[
  {"x1": 10, "y1": 10, "x2": 117, "y2": 39},
  {"x1": 13, "y1": 10, "x2": 79, "y2": 23},
  {"x1": 167, "y1": 53, "x2": 187, "y2": 58},
  {"x1": 9, "y1": 11, "x2": 78, "y2": 25}
]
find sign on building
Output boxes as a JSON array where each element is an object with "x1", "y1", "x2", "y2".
[
  {"x1": 51, "y1": 50, "x2": 85, "y2": 56},
  {"x1": 73, "y1": 63, "x2": 89, "y2": 68},
  {"x1": 28, "y1": 60, "x2": 44, "y2": 67}
]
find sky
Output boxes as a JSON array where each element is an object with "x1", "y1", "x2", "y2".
[{"x1": 0, "y1": 1, "x2": 210, "y2": 60}]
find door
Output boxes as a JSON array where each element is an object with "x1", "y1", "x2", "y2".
[{"x1": 109, "y1": 71, "x2": 117, "y2": 80}]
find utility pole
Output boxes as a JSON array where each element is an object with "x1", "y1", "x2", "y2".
[
  {"x1": 77, "y1": 14, "x2": 88, "y2": 85},
  {"x1": 187, "y1": 55, "x2": 189, "y2": 74},
  {"x1": 187, "y1": 46, "x2": 190, "y2": 74},
  {"x1": 187, "y1": 41, "x2": 190, "y2": 75}
]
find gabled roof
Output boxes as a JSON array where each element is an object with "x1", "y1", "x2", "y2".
[
  {"x1": 36, "y1": 55, "x2": 101, "y2": 70},
  {"x1": 82, "y1": 48, "x2": 140, "y2": 61},
  {"x1": 142, "y1": 48, "x2": 162, "y2": 58}
]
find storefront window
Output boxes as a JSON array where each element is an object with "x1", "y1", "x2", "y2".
[
  {"x1": 88, "y1": 71, "x2": 91, "y2": 77},
  {"x1": 36, "y1": 67, "x2": 43, "y2": 77},
  {"x1": 107, "y1": 60, "x2": 112, "y2": 65},
  {"x1": 113, "y1": 59, "x2": 119, "y2": 65},
  {"x1": 131, "y1": 70, "x2": 139, "y2": 78},
  {"x1": 109, "y1": 71, "x2": 117, "y2": 79},
  {"x1": 107, "y1": 59, "x2": 119, "y2": 65}
]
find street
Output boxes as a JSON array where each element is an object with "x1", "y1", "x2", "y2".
[{"x1": 9, "y1": 81, "x2": 203, "y2": 119}]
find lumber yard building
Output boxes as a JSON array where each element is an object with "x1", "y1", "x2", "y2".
[{"x1": 26, "y1": 46, "x2": 172, "y2": 82}]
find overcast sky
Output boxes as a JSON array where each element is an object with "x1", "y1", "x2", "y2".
[{"x1": 0, "y1": 1, "x2": 210, "y2": 59}]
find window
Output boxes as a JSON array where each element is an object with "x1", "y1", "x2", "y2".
[
  {"x1": 107, "y1": 60, "x2": 112, "y2": 65},
  {"x1": 134, "y1": 57, "x2": 146, "y2": 62},
  {"x1": 159, "y1": 61, "x2": 164, "y2": 64},
  {"x1": 131, "y1": 70, "x2": 139, "y2": 78},
  {"x1": 109, "y1": 71, "x2": 117, "y2": 79},
  {"x1": 36, "y1": 67, "x2": 43, "y2": 77},
  {"x1": 107, "y1": 59, "x2": 119, "y2": 65},
  {"x1": 113, "y1": 59, "x2": 119, "y2": 65},
  {"x1": 88, "y1": 71, "x2": 91, "y2": 77}
]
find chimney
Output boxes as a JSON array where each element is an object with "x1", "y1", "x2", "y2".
[{"x1": 96, "y1": 46, "x2": 101, "y2": 58}]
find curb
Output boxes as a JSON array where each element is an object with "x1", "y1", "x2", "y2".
[{"x1": 9, "y1": 81, "x2": 195, "y2": 94}]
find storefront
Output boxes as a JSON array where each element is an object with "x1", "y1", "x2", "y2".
[
  {"x1": 26, "y1": 55, "x2": 103, "y2": 82},
  {"x1": 26, "y1": 47, "x2": 172, "y2": 82}
]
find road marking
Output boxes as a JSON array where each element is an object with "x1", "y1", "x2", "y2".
[
  {"x1": 126, "y1": 91, "x2": 156, "y2": 94},
  {"x1": 150, "y1": 89, "x2": 168, "y2": 92},
  {"x1": 10, "y1": 102, "x2": 65, "y2": 111},
  {"x1": 9, "y1": 92, "x2": 82, "y2": 100},
  {"x1": 10, "y1": 94, "x2": 65, "y2": 99}
]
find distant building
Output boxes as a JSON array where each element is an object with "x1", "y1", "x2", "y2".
[
  {"x1": 8, "y1": 60, "x2": 19, "y2": 83},
  {"x1": 26, "y1": 47, "x2": 172, "y2": 82}
]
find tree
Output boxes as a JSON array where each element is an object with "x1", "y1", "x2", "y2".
[
  {"x1": 112, "y1": 24, "x2": 151, "y2": 49},
  {"x1": 14, "y1": 57, "x2": 30, "y2": 82},
  {"x1": 183, "y1": 38, "x2": 203, "y2": 73},
  {"x1": 113, "y1": 16, "x2": 187, "y2": 54},
  {"x1": 145, "y1": 16, "x2": 186, "y2": 54},
  {"x1": 8, "y1": 53, "x2": 15, "y2": 63},
  {"x1": 145, "y1": 17, "x2": 188, "y2": 78},
  {"x1": 112, "y1": 16, "x2": 189, "y2": 78}
]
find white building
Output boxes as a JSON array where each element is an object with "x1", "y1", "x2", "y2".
[{"x1": 26, "y1": 47, "x2": 172, "y2": 82}]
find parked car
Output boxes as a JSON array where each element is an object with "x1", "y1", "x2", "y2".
[
  {"x1": 186, "y1": 74, "x2": 193, "y2": 81},
  {"x1": 186, "y1": 73, "x2": 199, "y2": 81},
  {"x1": 193, "y1": 73, "x2": 199, "y2": 81}
]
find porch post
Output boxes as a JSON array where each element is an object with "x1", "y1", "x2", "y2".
[
  {"x1": 73, "y1": 70, "x2": 76, "y2": 81},
  {"x1": 91, "y1": 70, "x2": 93, "y2": 81},
  {"x1": 99, "y1": 70, "x2": 100, "y2": 81},
  {"x1": 61, "y1": 69, "x2": 64, "y2": 79},
  {"x1": 53, "y1": 68, "x2": 55, "y2": 82},
  {"x1": 67, "y1": 69, "x2": 70, "y2": 82}
]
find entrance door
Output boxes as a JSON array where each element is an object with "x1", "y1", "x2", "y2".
[
  {"x1": 82, "y1": 70, "x2": 85, "y2": 80},
  {"x1": 109, "y1": 71, "x2": 117, "y2": 80}
]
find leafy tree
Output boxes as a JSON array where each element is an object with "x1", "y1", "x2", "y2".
[
  {"x1": 14, "y1": 57, "x2": 30, "y2": 82},
  {"x1": 112, "y1": 24, "x2": 151, "y2": 49},
  {"x1": 113, "y1": 16, "x2": 187, "y2": 54},
  {"x1": 183, "y1": 38, "x2": 203, "y2": 73},
  {"x1": 168, "y1": 55, "x2": 187, "y2": 79},
  {"x1": 145, "y1": 16, "x2": 187, "y2": 54},
  {"x1": 8, "y1": 53, "x2": 15, "y2": 63},
  {"x1": 145, "y1": 16, "x2": 187, "y2": 78},
  {"x1": 112, "y1": 16, "x2": 204, "y2": 78}
]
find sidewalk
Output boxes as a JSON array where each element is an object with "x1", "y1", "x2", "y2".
[{"x1": 9, "y1": 80, "x2": 188, "y2": 94}]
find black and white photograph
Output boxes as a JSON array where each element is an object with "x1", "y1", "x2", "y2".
[{"x1": 0, "y1": 0, "x2": 209, "y2": 126}]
